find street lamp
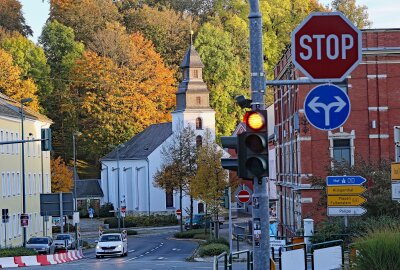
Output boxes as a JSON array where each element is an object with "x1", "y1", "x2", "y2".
[
  {"x1": 21, "y1": 98, "x2": 32, "y2": 247},
  {"x1": 109, "y1": 144, "x2": 124, "y2": 232},
  {"x1": 73, "y1": 131, "x2": 82, "y2": 211}
]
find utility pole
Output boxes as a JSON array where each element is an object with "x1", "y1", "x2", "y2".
[{"x1": 248, "y1": 1, "x2": 269, "y2": 269}]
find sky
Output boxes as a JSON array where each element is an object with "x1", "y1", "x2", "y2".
[{"x1": 20, "y1": 0, "x2": 400, "y2": 44}]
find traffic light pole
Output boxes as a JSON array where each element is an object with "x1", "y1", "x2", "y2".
[{"x1": 249, "y1": 1, "x2": 269, "y2": 269}]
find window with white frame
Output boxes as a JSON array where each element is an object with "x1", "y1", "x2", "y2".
[
  {"x1": 332, "y1": 139, "x2": 352, "y2": 165},
  {"x1": 28, "y1": 173, "x2": 31, "y2": 195},
  {"x1": 17, "y1": 172, "x2": 20, "y2": 195},
  {"x1": 11, "y1": 132, "x2": 14, "y2": 154},
  {"x1": 8, "y1": 217, "x2": 12, "y2": 239},
  {"x1": 38, "y1": 173, "x2": 42, "y2": 193},
  {"x1": 1, "y1": 173, "x2": 5, "y2": 197},
  {"x1": 46, "y1": 174, "x2": 50, "y2": 193},
  {"x1": 13, "y1": 215, "x2": 16, "y2": 238},
  {"x1": 11, "y1": 172, "x2": 15, "y2": 196},
  {"x1": 33, "y1": 174, "x2": 36, "y2": 194},
  {"x1": 32, "y1": 138, "x2": 36, "y2": 157},
  {"x1": 27, "y1": 137, "x2": 30, "y2": 157},
  {"x1": 5, "y1": 131, "x2": 9, "y2": 154},
  {"x1": 16, "y1": 133, "x2": 19, "y2": 154},
  {"x1": 18, "y1": 213, "x2": 21, "y2": 235},
  {"x1": 0, "y1": 130, "x2": 3, "y2": 153},
  {"x1": 7, "y1": 172, "x2": 10, "y2": 196}
]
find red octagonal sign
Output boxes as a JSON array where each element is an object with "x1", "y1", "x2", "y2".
[{"x1": 291, "y1": 12, "x2": 362, "y2": 82}]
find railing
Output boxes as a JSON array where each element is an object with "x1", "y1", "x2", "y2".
[
  {"x1": 213, "y1": 250, "x2": 253, "y2": 270},
  {"x1": 310, "y1": 239, "x2": 344, "y2": 270},
  {"x1": 213, "y1": 251, "x2": 228, "y2": 270}
]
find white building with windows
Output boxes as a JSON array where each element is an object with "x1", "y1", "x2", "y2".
[
  {"x1": 0, "y1": 93, "x2": 52, "y2": 247},
  {"x1": 100, "y1": 45, "x2": 215, "y2": 215}
]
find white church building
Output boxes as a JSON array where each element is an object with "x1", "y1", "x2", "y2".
[{"x1": 100, "y1": 45, "x2": 216, "y2": 216}]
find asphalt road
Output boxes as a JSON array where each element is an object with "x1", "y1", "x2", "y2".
[{"x1": 27, "y1": 231, "x2": 250, "y2": 270}]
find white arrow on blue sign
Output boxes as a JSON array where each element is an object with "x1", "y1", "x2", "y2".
[
  {"x1": 304, "y1": 84, "x2": 351, "y2": 131},
  {"x1": 327, "y1": 207, "x2": 367, "y2": 216},
  {"x1": 327, "y1": 176, "x2": 367, "y2": 186}
]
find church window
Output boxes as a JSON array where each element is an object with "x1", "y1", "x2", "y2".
[
  {"x1": 193, "y1": 69, "x2": 199, "y2": 78},
  {"x1": 196, "y1": 135, "x2": 202, "y2": 148},
  {"x1": 196, "y1": 118, "x2": 203, "y2": 130},
  {"x1": 196, "y1": 96, "x2": 201, "y2": 105},
  {"x1": 166, "y1": 190, "x2": 173, "y2": 208}
]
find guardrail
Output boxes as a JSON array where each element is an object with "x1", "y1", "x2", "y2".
[{"x1": 213, "y1": 250, "x2": 253, "y2": 270}]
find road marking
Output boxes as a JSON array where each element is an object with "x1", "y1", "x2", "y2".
[
  {"x1": 128, "y1": 249, "x2": 135, "y2": 252},
  {"x1": 157, "y1": 257, "x2": 165, "y2": 260}
]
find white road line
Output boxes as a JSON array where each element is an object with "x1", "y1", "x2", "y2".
[{"x1": 128, "y1": 249, "x2": 135, "y2": 252}]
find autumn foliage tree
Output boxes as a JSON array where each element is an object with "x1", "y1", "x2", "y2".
[{"x1": 51, "y1": 156, "x2": 73, "y2": 193}]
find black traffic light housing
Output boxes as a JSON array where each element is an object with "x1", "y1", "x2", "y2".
[
  {"x1": 220, "y1": 136, "x2": 238, "y2": 171},
  {"x1": 41, "y1": 128, "x2": 52, "y2": 151},
  {"x1": 238, "y1": 110, "x2": 269, "y2": 179}
]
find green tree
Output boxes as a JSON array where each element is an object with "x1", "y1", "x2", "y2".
[
  {"x1": 0, "y1": 0, "x2": 32, "y2": 36},
  {"x1": 330, "y1": 0, "x2": 372, "y2": 29},
  {"x1": 195, "y1": 22, "x2": 246, "y2": 138},
  {"x1": 154, "y1": 125, "x2": 197, "y2": 231},
  {"x1": 1, "y1": 34, "x2": 53, "y2": 108},
  {"x1": 39, "y1": 20, "x2": 84, "y2": 160},
  {"x1": 192, "y1": 130, "x2": 228, "y2": 238}
]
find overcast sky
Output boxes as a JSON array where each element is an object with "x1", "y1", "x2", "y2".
[{"x1": 20, "y1": 0, "x2": 400, "y2": 44}]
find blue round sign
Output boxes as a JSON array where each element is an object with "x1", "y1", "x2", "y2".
[{"x1": 304, "y1": 84, "x2": 351, "y2": 131}]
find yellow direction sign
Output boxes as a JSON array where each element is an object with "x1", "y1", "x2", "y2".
[
  {"x1": 392, "y1": 163, "x2": 400, "y2": 181},
  {"x1": 327, "y1": 186, "x2": 366, "y2": 195},
  {"x1": 327, "y1": 195, "x2": 367, "y2": 206}
]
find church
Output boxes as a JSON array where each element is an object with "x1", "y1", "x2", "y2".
[{"x1": 100, "y1": 44, "x2": 216, "y2": 216}]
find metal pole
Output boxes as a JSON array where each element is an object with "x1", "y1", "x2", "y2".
[
  {"x1": 248, "y1": 1, "x2": 269, "y2": 269},
  {"x1": 60, "y1": 193, "x2": 64, "y2": 234},
  {"x1": 73, "y1": 134, "x2": 77, "y2": 211},
  {"x1": 117, "y1": 148, "x2": 121, "y2": 232},
  {"x1": 228, "y1": 186, "x2": 233, "y2": 254},
  {"x1": 21, "y1": 102, "x2": 27, "y2": 247}
]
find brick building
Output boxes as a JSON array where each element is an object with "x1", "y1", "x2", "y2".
[{"x1": 273, "y1": 28, "x2": 400, "y2": 236}]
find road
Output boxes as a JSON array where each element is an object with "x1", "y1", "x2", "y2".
[{"x1": 29, "y1": 231, "x2": 250, "y2": 270}]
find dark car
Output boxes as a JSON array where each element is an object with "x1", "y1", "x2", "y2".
[
  {"x1": 26, "y1": 237, "x2": 53, "y2": 254},
  {"x1": 184, "y1": 214, "x2": 211, "y2": 230}
]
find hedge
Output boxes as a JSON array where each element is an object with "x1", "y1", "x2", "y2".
[
  {"x1": 104, "y1": 214, "x2": 178, "y2": 228},
  {"x1": 198, "y1": 243, "x2": 229, "y2": 257},
  {"x1": 0, "y1": 247, "x2": 37, "y2": 258},
  {"x1": 104, "y1": 229, "x2": 138, "y2": 236}
]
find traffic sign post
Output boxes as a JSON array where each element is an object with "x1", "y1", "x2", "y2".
[
  {"x1": 291, "y1": 12, "x2": 362, "y2": 82},
  {"x1": 175, "y1": 209, "x2": 182, "y2": 216},
  {"x1": 304, "y1": 84, "x2": 351, "y2": 131},
  {"x1": 391, "y1": 163, "x2": 400, "y2": 200}
]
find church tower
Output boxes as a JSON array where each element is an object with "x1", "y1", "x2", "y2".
[{"x1": 172, "y1": 45, "x2": 216, "y2": 143}]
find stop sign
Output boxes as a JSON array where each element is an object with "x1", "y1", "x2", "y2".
[
  {"x1": 237, "y1": 190, "x2": 251, "y2": 204},
  {"x1": 291, "y1": 12, "x2": 362, "y2": 82}
]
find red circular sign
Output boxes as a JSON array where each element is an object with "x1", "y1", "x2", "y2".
[
  {"x1": 291, "y1": 12, "x2": 361, "y2": 82},
  {"x1": 237, "y1": 190, "x2": 251, "y2": 203},
  {"x1": 176, "y1": 209, "x2": 182, "y2": 215}
]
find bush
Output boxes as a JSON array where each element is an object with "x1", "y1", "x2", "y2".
[
  {"x1": 0, "y1": 247, "x2": 37, "y2": 258},
  {"x1": 99, "y1": 203, "x2": 115, "y2": 218},
  {"x1": 353, "y1": 229, "x2": 400, "y2": 270},
  {"x1": 52, "y1": 223, "x2": 76, "y2": 233},
  {"x1": 174, "y1": 231, "x2": 195, "y2": 238},
  {"x1": 205, "y1": 237, "x2": 229, "y2": 247},
  {"x1": 104, "y1": 214, "x2": 178, "y2": 228},
  {"x1": 104, "y1": 229, "x2": 138, "y2": 236},
  {"x1": 198, "y1": 243, "x2": 229, "y2": 257}
]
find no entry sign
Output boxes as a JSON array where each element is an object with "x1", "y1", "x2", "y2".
[
  {"x1": 237, "y1": 190, "x2": 251, "y2": 204},
  {"x1": 291, "y1": 12, "x2": 362, "y2": 82}
]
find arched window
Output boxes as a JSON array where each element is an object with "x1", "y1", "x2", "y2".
[
  {"x1": 196, "y1": 135, "x2": 202, "y2": 148},
  {"x1": 196, "y1": 117, "x2": 202, "y2": 130}
]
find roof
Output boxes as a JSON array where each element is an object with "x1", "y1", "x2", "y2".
[
  {"x1": 101, "y1": 122, "x2": 173, "y2": 161},
  {"x1": 0, "y1": 92, "x2": 52, "y2": 123},
  {"x1": 180, "y1": 45, "x2": 205, "y2": 68},
  {"x1": 75, "y1": 179, "x2": 104, "y2": 198}
]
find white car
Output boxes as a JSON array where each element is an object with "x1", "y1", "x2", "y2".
[{"x1": 95, "y1": 233, "x2": 128, "y2": 258}]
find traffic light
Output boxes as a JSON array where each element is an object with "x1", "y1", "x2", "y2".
[
  {"x1": 238, "y1": 110, "x2": 269, "y2": 179},
  {"x1": 41, "y1": 128, "x2": 52, "y2": 151},
  {"x1": 220, "y1": 136, "x2": 238, "y2": 171},
  {"x1": 2, "y1": 208, "x2": 9, "y2": 223},
  {"x1": 219, "y1": 188, "x2": 229, "y2": 209}
]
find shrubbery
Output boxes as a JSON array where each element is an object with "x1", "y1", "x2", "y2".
[
  {"x1": 174, "y1": 231, "x2": 196, "y2": 238},
  {"x1": 99, "y1": 203, "x2": 115, "y2": 218},
  {"x1": 104, "y1": 214, "x2": 178, "y2": 228},
  {"x1": 52, "y1": 223, "x2": 76, "y2": 233},
  {"x1": 353, "y1": 229, "x2": 400, "y2": 270},
  {"x1": 198, "y1": 243, "x2": 229, "y2": 257},
  {"x1": 0, "y1": 247, "x2": 37, "y2": 258},
  {"x1": 104, "y1": 229, "x2": 138, "y2": 236}
]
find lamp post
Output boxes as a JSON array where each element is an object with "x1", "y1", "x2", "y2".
[
  {"x1": 73, "y1": 131, "x2": 82, "y2": 211},
  {"x1": 21, "y1": 98, "x2": 32, "y2": 247}
]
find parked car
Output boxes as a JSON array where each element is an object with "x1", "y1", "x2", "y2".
[
  {"x1": 52, "y1": 234, "x2": 76, "y2": 250},
  {"x1": 95, "y1": 233, "x2": 128, "y2": 258},
  {"x1": 185, "y1": 214, "x2": 224, "y2": 230},
  {"x1": 26, "y1": 237, "x2": 53, "y2": 254}
]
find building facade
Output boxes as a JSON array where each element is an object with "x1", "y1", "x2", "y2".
[
  {"x1": 100, "y1": 45, "x2": 216, "y2": 216},
  {"x1": 0, "y1": 93, "x2": 52, "y2": 248},
  {"x1": 273, "y1": 29, "x2": 400, "y2": 236}
]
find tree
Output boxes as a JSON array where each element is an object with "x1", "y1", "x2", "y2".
[
  {"x1": 191, "y1": 129, "x2": 228, "y2": 238},
  {"x1": 310, "y1": 157, "x2": 400, "y2": 218},
  {"x1": 0, "y1": 48, "x2": 39, "y2": 111},
  {"x1": 71, "y1": 32, "x2": 175, "y2": 160},
  {"x1": 51, "y1": 156, "x2": 73, "y2": 193},
  {"x1": 0, "y1": 0, "x2": 32, "y2": 37},
  {"x1": 1, "y1": 34, "x2": 53, "y2": 108},
  {"x1": 49, "y1": 0, "x2": 121, "y2": 44},
  {"x1": 39, "y1": 20, "x2": 84, "y2": 160},
  {"x1": 122, "y1": 4, "x2": 195, "y2": 72},
  {"x1": 154, "y1": 125, "x2": 197, "y2": 231},
  {"x1": 330, "y1": 0, "x2": 372, "y2": 29}
]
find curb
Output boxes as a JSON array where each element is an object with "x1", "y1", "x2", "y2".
[{"x1": 0, "y1": 250, "x2": 84, "y2": 268}]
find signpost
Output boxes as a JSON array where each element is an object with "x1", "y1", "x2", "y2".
[
  {"x1": 328, "y1": 195, "x2": 367, "y2": 206},
  {"x1": 304, "y1": 84, "x2": 351, "y2": 131},
  {"x1": 237, "y1": 190, "x2": 251, "y2": 204},
  {"x1": 175, "y1": 209, "x2": 182, "y2": 216},
  {"x1": 391, "y1": 162, "x2": 400, "y2": 200},
  {"x1": 20, "y1": 214, "x2": 29, "y2": 227},
  {"x1": 291, "y1": 12, "x2": 362, "y2": 82}
]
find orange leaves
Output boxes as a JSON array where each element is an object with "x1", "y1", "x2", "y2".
[
  {"x1": 0, "y1": 48, "x2": 39, "y2": 110},
  {"x1": 51, "y1": 156, "x2": 73, "y2": 193}
]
